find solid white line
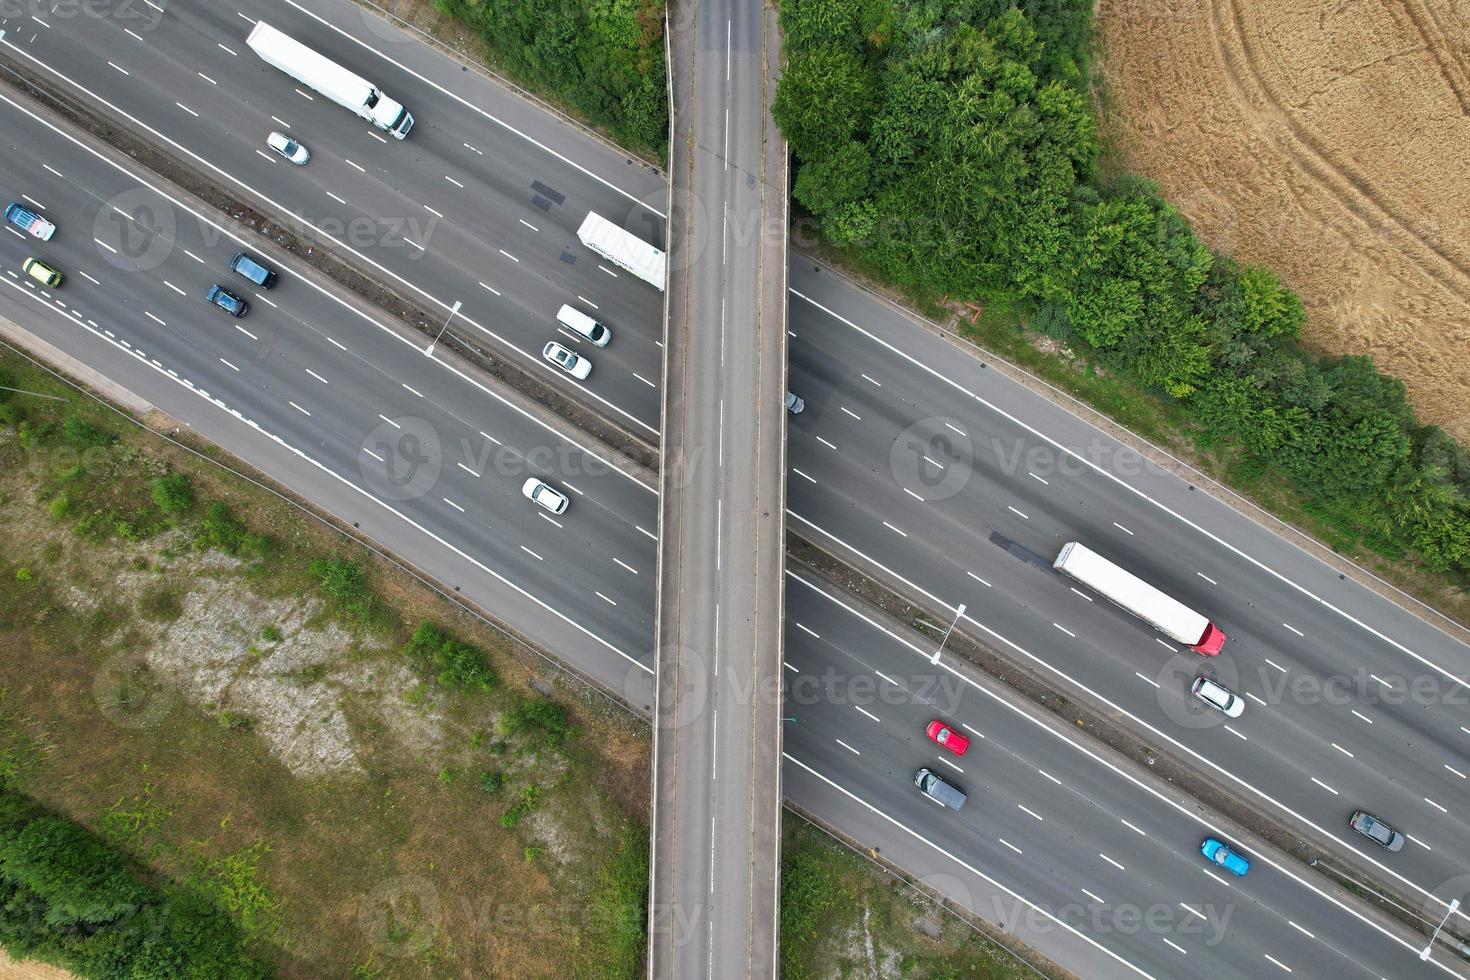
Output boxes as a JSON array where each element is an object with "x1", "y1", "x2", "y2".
[
  {"x1": 327, "y1": 337, "x2": 348, "y2": 352},
  {"x1": 966, "y1": 571, "x2": 991, "y2": 587},
  {"x1": 633, "y1": 372, "x2": 657, "y2": 389},
  {"x1": 255, "y1": 150, "x2": 276, "y2": 164},
  {"x1": 1098, "y1": 853, "x2": 1125, "y2": 871},
  {"x1": 520, "y1": 546, "x2": 542, "y2": 561},
  {"x1": 903, "y1": 488, "x2": 924, "y2": 502},
  {"x1": 144, "y1": 311, "x2": 165, "y2": 326},
  {"x1": 636, "y1": 526, "x2": 658, "y2": 542},
  {"x1": 325, "y1": 191, "x2": 347, "y2": 205},
  {"x1": 1263, "y1": 658, "x2": 1287, "y2": 672},
  {"x1": 1310, "y1": 777, "x2": 1338, "y2": 796},
  {"x1": 1288, "y1": 921, "x2": 1314, "y2": 939},
  {"x1": 1082, "y1": 888, "x2": 1106, "y2": 906},
  {"x1": 305, "y1": 368, "x2": 329, "y2": 384},
  {"x1": 362, "y1": 448, "x2": 383, "y2": 463},
  {"x1": 1222, "y1": 725, "x2": 1247, "y2": 741},
  {"x1": 1007, "y1": 505, "x2": 1029, "y2": 519},
  {"x1": 107, "y1": 61, "x2": 129, "y2": 75},
  {"x1": 1114, "y1": 522, "x2": 1134, "y2": 535},
  {"x1": 1017, "y1": 804, "x2": 1043, "y2": 821},
  {"x1": 1134, "y1": 672, "x2": 1160, "y2": 689},
  {"x1": 1162, "y1": 939, "x2": 1187, "y2": 956},
  {"x1": 456, "y1": 462, "x2": 479, "y2": 477},
  {"x1": 292, "y1": 86, "x2": 312, "y2": 99},
  {"x1": 199, "y1": 72, "x2": 216, "y2": 85},
  {"x1": 163, "y1": 281, "x2": 185, "y2": 296},
  {"x1": 1197, "y1": 572, "x2": 1218, "y2": 585},
  {"x1": 175, "y1": 102, "x2": 198, "y2": 117},
  {"x1": 841, "y1": 406, "x2": 861, "y2": 421},
  {"x1": 1330, "y1": 742, "x2": 1353, "y2": 758},
  {"x1": 403, "y1": 237, "x2": 425, "y2": 252},
  {"x1": 1263, "y1": 954, "x2": 1292, "y2": 973},
  {"x1": 596, "y1": 591, "x2": 617, "y2": 607},
  {"x1": 424, "y1": 205, "x2": 444, "y2": 218},
  {"x1": 998, "y1": 838, "x2": 1022, "y2": 855},
  {"x1": 1070, "y1": 587, "x2": 1094, "y2": 602},
  {"x1": 443, "y1": 498, "x2": 464, "y2": 513},
  {"x1": 855, "y1": 706, "x2": 879, "y2": 722},
  {"x1": 613, "y1": 558, "x2": 638, "y2": 575},
  {"x1": 518, "y1": 218, "x2": 539, "y2": 232},
  {"x1": 816, "y1": 436, "x2": 837, "y2": 450},
  {"x1": 288, "y1": 401, "x2": 310, "y2": 417},
  {"x1": 462, "y1": 142, "x2": 482, "y2": 155},
  {"x1": 862, "y1": 373, "x2": 881, "y2": 386},
  {"x1": 796, "y1": 623, "x2": 819, "y2": 639},
  {"x1": 218, "y1": 358, "x2": 238, "y2": 372},
  {"x1": 445, "y1": 175, "x2": 464, "y2": 188},
  {"x1": 1053, "y1": 622, "x2": 1075, "y2": 638},
  {"x1": 1352, "y1": 709, "x2": 1373, "y2": 724},
  {"x1": 937, "y1": 756, "x2": 963, "y2": 773},
  {"x1": 1155, "y1": 638, "x2": 1177, "y2": 652},
  {"x1": 791, "y1": 467, "x2": 816, "y2": 484},
  {"x1": 378, "y1": 415, "x2": 400, "y2": 428},
  {"x1": 1445, "y1": 764, "x2": 1466, "y2": 779},
  {"x1": 401, "y1": 383, "x2": 423, "y2": 397},
  {"x1": 835, "y1": 739, "x2": 860, "y2": 756},
  {"x1": 1369, "y1": 672, "x2": 1392, "y2": 689},
  {"x1": 1037, "y1": 769, "x2": 1062, "y2": 785},
  {"x1": 499, "y1": 249, "x2": 519, "y2": 263},
  {"x1": 1029, "y1": 472, "x2": 1048, "y2": 485},
  {"x1": 1120, "y1": 819, "x2": 1146, "y2": 836},
  {"x1": 537, "y1": 514, "x2": 561, "y2": 528},
  {"x1": 1283, "y1": 622, "x2": 1304, "y2": 637},
  {"x1": 345, "y1": 159, "x2": 366, "y2": 173},
  {"x1": 961, "y1": 723, "x2": 984, "y2": 738},
  {"x1": 922, "y1": 455, "x2": 945, "y2": 470},
  {"x1": 271, "y1": 115, "x2": 291, "y2": 128},
  {"x1": 1425, "y1": 797, "x2": 1448, "y2": 814},
  {"x1": 478, "y1": 281, "x2": 500, "y2": 295},
  {"x1": 1179, "y1": 903, "x2": 1204, "y2": 921},
  {"x1": 217, "y1": 42, "x2": 237, "y2": 56},
  {"x1": 944, "y1": 421, "x2": 966, "y2": 436},
  {"x1": 882, "y1": 522, "x2": 907, "y2": 537},
  {"x1": 93, "y1": 238, "x2": 117, "y2": 254},
  {"x1": 599, "y1": 265, "x2": 619, "y2": 278}
]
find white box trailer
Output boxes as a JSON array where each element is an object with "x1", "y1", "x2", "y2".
[
  {"x1": 247, "y1": 22, "x2": 413, "y2": 140},
  {"x1": 1054, "y1": 542, "x2": 1226, "y2": 655},
  {"x1": 577, "y1": 212, "x2": 665, "y2": 290}
]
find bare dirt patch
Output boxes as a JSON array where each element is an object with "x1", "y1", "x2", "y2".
[{"x1": 1095, "y1": 0, "x2": 1470, "y2": 442}]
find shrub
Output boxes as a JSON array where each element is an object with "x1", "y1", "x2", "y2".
[
  {"x1": 151, "y1": 473, "x2": 194, "y2": 515},
  {"x1": 479, "y1": 771, "x2": 504, "y2": 794},
  {"x1": 502, "y1": 696, "x2": 576, "y2": 747},
  {"x1": 260, "y1": 624, "x2": 282, "y2": 643},
  {"x1": 402, "y1": 621, "x2": 498, "y2": 693},
  {"x1": 308, "y1": 556, "x2": 375, "y2": 621},
  {"x1": 61, "y1": 414, "x2": 114, "y2": 448},
  {"x1": 195, "y1": 502, "x2": 248, "y2": 554},
  {"x1": 46, "y1": 493, "x2": 70, "y2": 521}
]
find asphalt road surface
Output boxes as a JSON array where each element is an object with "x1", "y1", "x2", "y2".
[
  {"x1": 650, "y1": 0, "x2": 786, "y2": 975},
  {"x1": 0, "y1": 82, "x2": 1463, "y2": 979},
  {"x1": 4, "y1": 0, "x2": 1470, "y2": 971}
]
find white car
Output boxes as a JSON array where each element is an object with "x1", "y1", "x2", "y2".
[
  {"x1": 1191, "y1": 676, "x2": 1245, "y2": 718},
  {"x1": 521, "y1": 477, "x2": 569, "y2": 515},
  {"x1": 266, "y1": 131, "x2": 310, "y2": 165},
  {"x1": 543, "y1": 341, "x2": 591, "y2": 380}
]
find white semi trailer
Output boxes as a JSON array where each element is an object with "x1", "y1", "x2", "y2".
[
  {"x1": 577, "y1": 212, "x2": 665, "y2": 290},
  {"x1": 246, "y1": 22, "x2": 414, "y2": 140},
  {"x1": 1053, "y1": 542, "x2": 1227, "y2": 655}
]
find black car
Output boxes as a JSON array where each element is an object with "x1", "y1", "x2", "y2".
[
  {"x1": 206, "y1": 284, "x2": 249, "y2": 318},
  {"x1": 229, "y1": 251, "x2": 278, "y2": 289}
]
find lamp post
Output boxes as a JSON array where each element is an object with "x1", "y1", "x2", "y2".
[
  {"x1": 1422, "y1": 898, "x2": 1460, "y2": 960},
  {"x1": 930, "y1": 603, "x2": 966, "y2": 664},
  {"x1": 425, "y1": 299, "x2": 462, "y2": 355}
]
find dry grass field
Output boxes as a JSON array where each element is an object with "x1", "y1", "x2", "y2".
[{"x1": 1096, "y1": 0, "x2": 1470, "y2": 442}]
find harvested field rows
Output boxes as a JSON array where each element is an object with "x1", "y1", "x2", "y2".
[{"x1": 1097, "y1": 0, "x2": 1470, "y2": 441}]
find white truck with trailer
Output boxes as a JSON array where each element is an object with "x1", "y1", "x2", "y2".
[
  {"x1": 577, "y1": 212, "x2": 665, "y2": 290},
  {"x1": 1053, "y1": 542, "x2": 1227, "y2": 655},
  {"x1": 246, "y1": 22, "x2": 413, "y2": 140}
]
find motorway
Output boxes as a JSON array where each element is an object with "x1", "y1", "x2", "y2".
[
  {"x1": 3, "y1": 0, "x2": 1470, "y2": 973},
  {"x1": 650, "y1": 0, "x2": 786, "y2": 975}
]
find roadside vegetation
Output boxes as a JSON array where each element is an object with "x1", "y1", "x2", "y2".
[
  {"x1": 781, "y1": 821, "x2": 1053, "y2": 979},
  {"x1": 772, "y1": 0, "x2": 1469, "y2": 607},
  {"x1": 425, "y1": 0, "x2": 667, "y2": 158},
  {"x1": 0, "y1": 349, "x2": 650, "y2": 978}
]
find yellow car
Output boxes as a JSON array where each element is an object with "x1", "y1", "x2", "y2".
[{"x1": 22, "y1": 257, "x2": 62, "y2": 288}]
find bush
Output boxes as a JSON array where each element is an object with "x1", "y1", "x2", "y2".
[
  {"x1": 61, "y1": 414, "x2": 114, "y2": 448},
  {"x1": 502, "y1": 696, "x2": 576, "y2": 747},
  {"x1": 402, "y1": 621, "x2": 498, "y2": 693},
  {"x1": 46, "y1": 494, "x2": 70, "y2": 521},
  {"x1": 151, "y1": 473, "x2": 194, "y2": 515},
  {"x1": 479, "y1": 771, "x2": 504, "y2": 794},
  {"x1": 195, "y1": 502, "x2": 247, "y2": 554},
  {"x1": 309, "y1": 556, "x2": 375, "y2": 621}
]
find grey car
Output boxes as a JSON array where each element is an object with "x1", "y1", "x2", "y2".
[
  {"x1": 914, "y1": 768, "x2": 966, "y2": 810},
  {"x1": 1349, "y1": 810, "x2": 1404, "y2": 852}
]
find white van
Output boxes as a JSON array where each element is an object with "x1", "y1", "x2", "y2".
[{"x1": 556, "y1": 304, "x2": 611, "y2": 347}]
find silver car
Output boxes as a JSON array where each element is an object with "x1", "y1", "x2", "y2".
[
  {"x1": 1349, "y1": 810, "x2": 1405, "y2": 852},
  {"x1": 1191, "y1": 676, "x2": 1245, "y2": 718},
  {"x1": 266, "y1": 131, "x2": 310, "y2": 165},
  {"x1": 521, "y1": 477, "x2": 569, "y2": 515},
  {"x1": 543, "y1": 341, "x2": 591, "y2": 380}
]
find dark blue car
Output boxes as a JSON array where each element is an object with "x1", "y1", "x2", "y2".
[{"x1": 206, "y1": 284, "x2": 248, "y2": 318}]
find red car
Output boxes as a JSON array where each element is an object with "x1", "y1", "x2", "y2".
[{"x1": 926, "y1": 720, "x2": 969, "y2": 755}]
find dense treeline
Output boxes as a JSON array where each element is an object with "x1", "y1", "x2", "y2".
[
  {"x1": 0, "y1": 789, "x2": 265, "y2": 979},
  {"x1": 775, "y1": 0, "x2": 1470, "y2": 577},
  {"x1": 431, "y1": 0, "x2": 667, "y2": 155}
]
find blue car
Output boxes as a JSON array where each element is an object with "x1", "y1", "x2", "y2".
[
  {"x1": 206, "y1": 284, "x2": 248, "y2": 318},
  {"x1": 1201, "y1": 837, "x2": 1249, "y2": 876}
]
